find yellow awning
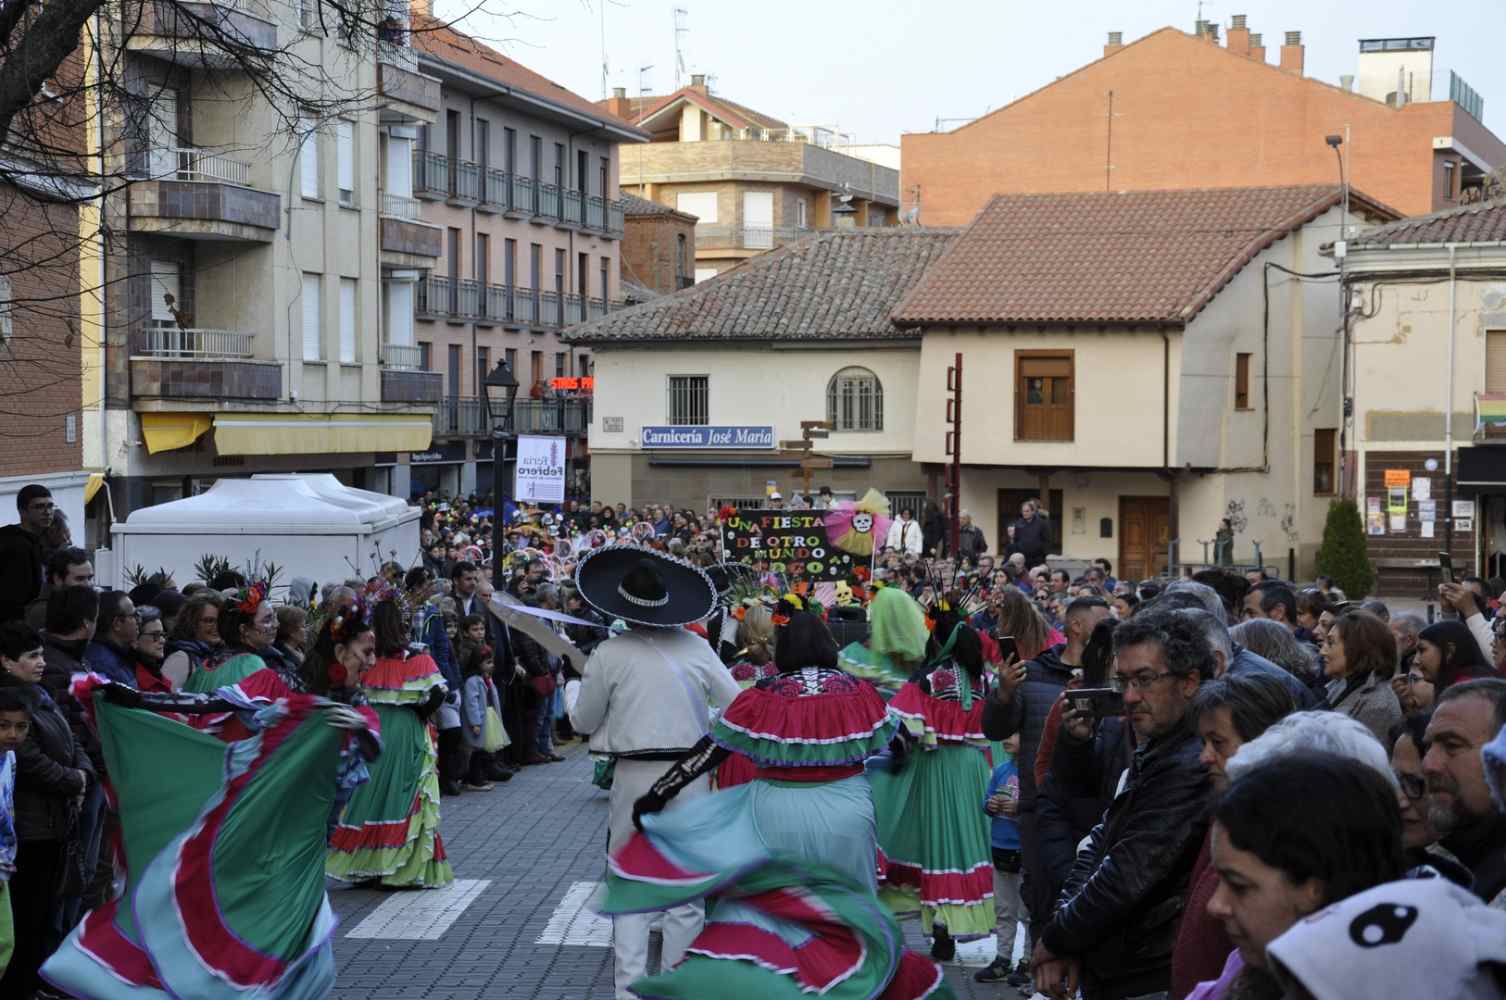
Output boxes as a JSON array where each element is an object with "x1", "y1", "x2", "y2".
[
  {"x1": 141, "y1": 412, "x2": 212, "y2": 454},
  {"x1": 213, "y1": 413, "x2": 433, "y2": 456},
  {"x1": 83, "y1": 472, "x2": 106, "y2": 504}
]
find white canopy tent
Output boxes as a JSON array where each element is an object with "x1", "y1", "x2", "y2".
[{"x1": 104, "y1": 474, "x2": 420, "y2": 592}]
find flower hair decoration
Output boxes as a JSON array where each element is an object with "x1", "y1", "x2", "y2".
[
  {"x1": 234, "y1": 581, "x2": 269, "y2": 616},
  {"x1": 329, "y1": 597, "x2": 372, "y2": 643}
]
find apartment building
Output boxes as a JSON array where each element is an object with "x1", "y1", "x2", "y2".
[
  {"x1": 401, "y1": 16, "x2": 646, "y2": 496},
  {"x1": 599, "y1": 76, "x2": 900, "y2": 280},
  {"x1": 903, "y1": 20, "x2": 1506, "y2": 225},
  {"x1": 87, "y1": 0, "x2": 449, "y2": 512}
]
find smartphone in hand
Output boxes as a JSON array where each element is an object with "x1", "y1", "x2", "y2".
[
  {"x1": 1439, "y1": 550, "x2": 1454, "y2": 585},
  {"x1": 996, "y1": 634, "x2": 1018, "y2": 664},
  {"x1": 1068, "y1": 687, "x2": 1126, "y2": 719}
]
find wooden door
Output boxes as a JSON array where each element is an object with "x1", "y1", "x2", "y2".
[{"x1": 1119, "y1": 496, "x2": 1171, "y2": 582}]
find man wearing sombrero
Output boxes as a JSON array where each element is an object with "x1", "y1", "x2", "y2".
[{"x1": 568, "y1": 545, "x2": 740, "y2": 1000}]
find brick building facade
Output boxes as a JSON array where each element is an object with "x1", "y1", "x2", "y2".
[
  {"x1": 619, "y1": 194, "x2": 697, "y2": 296},
  {"x1": 0, "y1": 182, "x2": 87, "y2": 530},
  {"x1": 902, "y1": 23, "x2": 1506, "y2": 226}
]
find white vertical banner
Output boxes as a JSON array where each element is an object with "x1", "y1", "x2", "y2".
[{"x1": 514, "y1": 435, "x2": 566, "y2": 503}]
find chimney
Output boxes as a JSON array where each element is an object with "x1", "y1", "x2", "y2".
[
  {"x1": 601, "y1": 89, "x2": 635, "y2": 122},
  {"x1": 1205, "y1": 22, "x2": 1220, "y2": 43},
  {"x1": 1279, "y1": 30, "x2": 1304, "y2": 75},
  {"x1": 1249, "y1": 32, "x2": 1265, "y2": 63},
  {"x1": 1104, "y1": 30, "x2": 1123, "y2": 57},
  {"x1": 1340, "y1": 75, "x2": 1354, "y2": 92},
  {"x1": 690, "y1": 73, "x2": 707, "y2": 92},
  {"x1": 1226, "y1": 14, "x2": 1251, "y2": 56},
  {"x1": 612, "y1": 86, "x2": 626, "y2": 99}
]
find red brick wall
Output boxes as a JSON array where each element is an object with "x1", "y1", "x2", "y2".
[
  {"x1": 901, "y1": 28, "x2": 1506, "y2": 225},
  {"x1": 0, "y1": 184, "x2": 82, "y2": 478},
  {"x1": 621, "y1": 212, "x2": 696, "y2": 295}
]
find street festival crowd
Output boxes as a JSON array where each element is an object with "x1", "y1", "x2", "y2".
[{"x1": 0, "y1": 482, "x2": 1504, "y2": 998}]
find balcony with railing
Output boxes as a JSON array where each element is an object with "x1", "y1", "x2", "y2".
[
  {"x1": 380, "y1": 342, "x2": 441, "y2": 403},
  {"x1": 620, "y1": 139, "x2": 900, "y2": 207},
  {"x1": 380, "y1": 191, "x2": 420, "y2": 220},
  {"x1": 128, "y1": 0, "x2": 277, "y2": 67},
  {"x1": 377, "y1": 50, "x2": 441, "y2": 123},
  {"x1": 412, "y1": 151, "x2": 478, "y2": 202},
  {"x1": 129, "y1": 322, "x2": 279, "y2": 400},
  {"x1": 695, "y1": 223, "x2": 818, "y2": 252},
  {"x1": 560, "y1": 189, "x2": 584, "y2": 228},
  {"x1": 128, "y1": 146, "x2": 279, "y2": 242},
  {"x1": 510, "y1": 174, "x2": 537, "y2": 216},
  {"x1": 432, "y1": 396, "x2": 592, "y2": 438},
  {"x1": 378, "y1": 193, "x2": 442, "y2": 260},
  {"x1": 477, "y1": 168, "x2": 509, "y2": 212},
  {"x1": 413, "y1": 275, "x2": 622, "y2": 329}
]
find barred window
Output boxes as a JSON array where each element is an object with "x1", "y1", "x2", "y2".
[
  {"x1": 668, "y1": 375, "x2": 709, "y2": 425},
  {"x1": 826, "y1": 367, "x2": 883, "y2": 432}
]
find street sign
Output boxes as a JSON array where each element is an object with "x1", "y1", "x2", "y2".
[
  {"x1": 800, "y1": 457, "x2": 834, "y2": 471},
  {"x1": 779, "y1": 439, "x2": 814, "y2": 451},
  {"x1": 800, "y1": 420, "x2": 830, "y2": 430},
  {"x1": 803, "y1": 429, "x2": 830, "y2": 439}
]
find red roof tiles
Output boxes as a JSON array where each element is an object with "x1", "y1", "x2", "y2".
[{"x1": 892, "y1": 185, "x2": 1395, "y2": 326}]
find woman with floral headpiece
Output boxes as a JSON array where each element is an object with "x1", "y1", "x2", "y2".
[
  {"x1": 868, "y1": 608, "x2": 996, "y2": 961},
  {"x1": 179, "y1": 582, "x2": 293, "y2": 733},
  {"x1": 325, "y1": 597, "x2": 453, "y2": 888}
]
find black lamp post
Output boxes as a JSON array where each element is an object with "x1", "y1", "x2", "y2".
[{"x1": 483, "y1": 359, "x2": 519, "y2": 588}]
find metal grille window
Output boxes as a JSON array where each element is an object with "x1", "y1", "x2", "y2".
[
  {"x1": 826, "y1": 367, "x2": 883, "y2": 431},
  {"x1": 668, "y1": 375, "x2": 709, "y2": 425}
]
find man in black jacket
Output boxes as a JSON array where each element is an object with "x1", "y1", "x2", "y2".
[
  {"x1": 1425, "y1": 678, "x2": 1506, "y2": 907},
  {"x1": 0, "y1": 485, "x2": 53, "y2": 624},
  {"x1": 982, "y1": 596, "x2": 1110, "y2": 939},
  {"x1": 1006, "y1": 499, "x2": 1052, "y2": 568},
  {"x1": 1033, "y1": 612, "x2": 1214, "y2": 1000}
]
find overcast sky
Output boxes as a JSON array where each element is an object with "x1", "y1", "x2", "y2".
[{"x1": 445, "y1": 0, "x2": 1504, "y2": 144}]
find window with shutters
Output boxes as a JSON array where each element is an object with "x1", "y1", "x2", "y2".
[
  {"x1": 338, "y1": 277, "x2": 356, "y2": 363},
  {"x1": 1015, "y1": 350, "x2": 1074, "y2": 441},
  {"x1": 1234, "y1": 352, "x2": 1252, "y2": 410},
  {"x1": 676, "y1": 191, "x2": 717, "y2": 224},
  {"x1": 1486, "y1": 331, "x2": 1506, "y2": 393},
  {"x1": 336, "y1": 120, "x2": 355, "y2": 207},
  {"x1": 299, "y1": 129, "x2": 320, "y2": 200},
  {"x1": 668, "y1": 375, "x2": 709, "y2": 425},
  {"x1": 826, "y1": 367, "x2": 883, "y2": 432},
  {"x1": 1314, "y1": 428, "x2": 1336, "y2": 495},
  {"x1": 301, "y1": 274, "x2": 323, "y2": 361}
]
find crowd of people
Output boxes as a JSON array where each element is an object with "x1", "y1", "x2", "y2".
[{"x1": 3, "y1": 477, "x2": 1506, "y2": 999}]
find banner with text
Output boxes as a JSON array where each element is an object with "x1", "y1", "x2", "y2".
[
  {"x1": 514, "y1": 435, "x2": 566, "y2": 503},
  {"x1": 720, "y1": 508, "x2": 867, "y2": 581}
]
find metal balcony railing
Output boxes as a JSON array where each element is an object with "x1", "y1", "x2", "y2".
[
  {"x1": 448, "y1": 159, "x2": 479, "y2": 202},
  {"x1": 586, "y1": 296, "x2": 608, "y2": 321},
  {"x1": 513, "y1": 286, "x2": 538, "y2": 326},
  {"x1": 478, "y1": 168, "x2": 508, "y2": 210},
  {"x1": 431, "y1": 396, "x2": 593, "y2": 438},
  {"x1": 375, "y1": 38, "x2": 417, "y2": 72},
  {"x1": 156, "y1": 147, "x2": 250, "y2": 185},
  {"x1": 135, "y1": 324, "x2": 254, "y2": 359},
  {"x1": 380, "y1": 342, "x2": 423, "y2": 369},
  {"x1": 584, "y1": 195, "x2": 606, "y2": 230},
  {"x1": 562, "y1": 189, "x2": 584, "y2": 226},
  {"x1": 511, "y1": 174, "x2": 536, "y2": 214},
  {"x1": 475, "y1": 282, "x2": 509, "y2": 322},
  {"x1": 606, "y1": 198, "x2": 625, "y2": 236},
  {"x1": 539, "y1": 182, "x2": 562, "y2": 222},
  {"x1": 416, "y1": 274, "x2": 463, "y2": 318},
  {"x1": 695, "y1": 223, "x2": 815, "y2": 251},
  {"x1": 414, "y1": 151, "x2": 477, "y2": 200},
  {"x1": 379, "y1": 191, "x2": 420, "y2": 219},
  {"x1": 540, "y1": 289, "x2": 563, "y2": 329}
]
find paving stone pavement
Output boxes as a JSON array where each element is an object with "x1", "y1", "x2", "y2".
[{"x1": 327, "y1": 740, "x2": 1041, "y2": 999}]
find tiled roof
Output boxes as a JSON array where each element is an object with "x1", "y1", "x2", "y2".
[
  {"x1": 893, "y1": 185, "x2": 1393, "y2": 326},
  {"x1": 566, "y1": 228, "x2": 959, "y2": 344},
  {"x1": 1347, "y1": 197, "x2": 1506, "y2": 249},
  {"x1": 635, "y1": 87, "x2": 787, "y2": 131},
  {"x1": 412, "y1": 17, "x2": 645, "y2": 136},
  {"x1": 620, "y1": 193, "x2": 696, "y2": 220}
]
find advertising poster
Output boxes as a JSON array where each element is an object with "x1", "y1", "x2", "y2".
[{"x1": 513, "y1": 435, "x2": 566, "y2": 503}]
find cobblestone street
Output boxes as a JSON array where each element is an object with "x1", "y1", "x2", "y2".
[{"x1": 327, "y1": 743, "x2": 1035, "y2": 999}]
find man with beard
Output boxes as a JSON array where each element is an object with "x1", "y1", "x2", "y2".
[{"x1": 1423, "y1": 678, "x2": 1506, "y2": 906}]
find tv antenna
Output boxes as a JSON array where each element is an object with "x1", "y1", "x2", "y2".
[{"x1": 673, "y1": 7, "x2": 689, "y2": 89}]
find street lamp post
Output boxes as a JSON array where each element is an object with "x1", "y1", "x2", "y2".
[
  {"x1": 483, "y1": 359, "x2": 519, "y2": 589},
  {"x1": 1326, "y1": 131, "x2": 1351, "y2": 496}
]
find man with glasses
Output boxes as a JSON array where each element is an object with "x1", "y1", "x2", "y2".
[
  {"x1": 1032, "y1": 612, "x2": 1215, "y2": 1000},
  {"x1": 83, "y1": 591, "x2": 139, "y2": 687},
  {"x1": 0, "y1": 485, "x2": 54, "y2": 624}
]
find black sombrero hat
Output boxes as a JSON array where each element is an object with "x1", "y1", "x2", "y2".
[{"x1": 574, "y1": 544, "x2": 716, "y2": 628}]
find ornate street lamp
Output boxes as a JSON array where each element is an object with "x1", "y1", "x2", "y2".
[{"x1": 483, "y1": 359, "x2": 519, "y2": 587}]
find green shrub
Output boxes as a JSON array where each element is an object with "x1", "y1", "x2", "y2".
[{"x1": 1315, "y1": 498, "x2": 1375, "y2": 598}]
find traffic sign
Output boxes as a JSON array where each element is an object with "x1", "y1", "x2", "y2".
[
  {"x1": 803, "y1": 429, "x2": 830, "y2": 439},
  {"x1": 800, "y1": 420, "x2": 830, "y2": 430},
  {"x1": 800, "y1": 457, "x2": 834, "y2": 471},
  {"x1": 779, "y1": 439, "x2": 814, "y2": 451}
]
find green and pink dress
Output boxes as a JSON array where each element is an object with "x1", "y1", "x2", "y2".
[
  {"x1": 602, "y1": 666, "x2": 954, "y2": 999},
  {"x1": 869, "y1": 663, "x2": 995, "y2": 937},
  {"x1": 41, "y1": 676, "x2": 380, "y2": 999},
  {"x1": 325, "y1": 652, "x2": 453, "y2": 888}
]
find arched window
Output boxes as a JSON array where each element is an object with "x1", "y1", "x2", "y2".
[{"x1": 827, "y1": 367, "x2": 883, "y2": 432}]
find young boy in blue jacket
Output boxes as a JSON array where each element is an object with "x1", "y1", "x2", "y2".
[{"x1": 975, "y1": 733, "x2": 1030, "y2": 987}]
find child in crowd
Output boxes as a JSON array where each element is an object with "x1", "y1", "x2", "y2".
[
  {"x1": 0, "y1": 687, "x2": 27, "y2": 978},
  {"x1": 459, "y1": 614, "x2": 487, "y2": 647},
  {"x1": 460, "y1": 644, "x2": 509, "y2": 790},
  {"x1": 975, "y1": 732, "x2": 1030, "y2": 988}
]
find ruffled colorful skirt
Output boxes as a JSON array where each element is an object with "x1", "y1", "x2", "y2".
[
  {"x1": 602, "y1": 774, "x2": 953, "y2": 999},
  {"x1": 326, "y1": 653, "x2": 453, "y2": 888},
  {"x1": 326, "y1": 702, "x2": 452, "y2": 887},
  {"x1": 42, "y1": 689, "x2": 354, "y2": 999},
  {"x1": 868, "y1": 744, "x2": 995, "y2": 936}
]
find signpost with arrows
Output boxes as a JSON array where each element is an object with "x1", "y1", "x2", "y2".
[{"x1": 781, "y1": 419, "x2": 832, "y2": 498}]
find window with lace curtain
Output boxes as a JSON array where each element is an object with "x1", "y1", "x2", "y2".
[{"x1": 826, "y1": 367, "x2": 883, "y2": 432}]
